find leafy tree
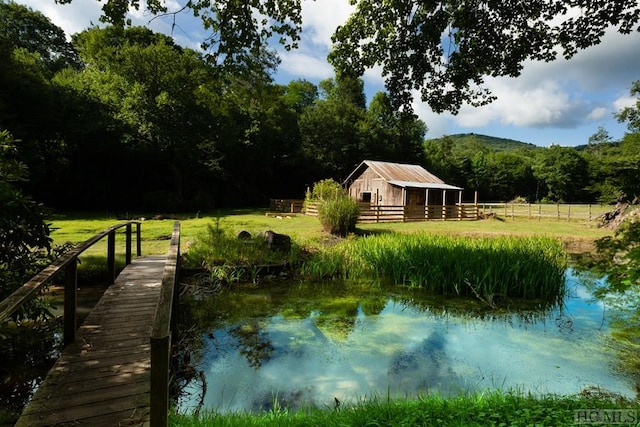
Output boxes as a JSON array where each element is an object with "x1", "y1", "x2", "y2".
[
  {"x1": 330, "y1": 1, "x2": 640, "y2": 113},
  {"x1": 532, "y1": 145, "x2": 589, "y2": 203},
  {"x1": 0, "y1": 130, "x2": 51, "y2": 301},
  {"x1": 56, "y1": 0, "x2": 302, "y2": 68},
  {"x1": 0, "y1": 1, "x2": 79, "y2": 76},
  {"x1": 299, "y1": 76, "x2": 368, "y2": 181},
  {"x1": 361, "y1": 92, "x2": 426, "y2": 164},
  {"x1": 617, "y1": 81, "x2": 640, "y2": 134},
  {"x1": 58, "y1": 26, "x2": 219, "y2": 209}
]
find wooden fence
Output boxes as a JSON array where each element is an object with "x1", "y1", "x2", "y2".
[
  {"x1": 276, "y1": 200, "x2": 479, "y2": 222},
  {"x1": 271, "y1": 199, "x2": 612, "y2": 223},
  {"x1": 269, "y1": 198, "x2": 305, "y2": 213},
  {"x1": 479, "y1": 203, "x2": 610, "y2": 222}
]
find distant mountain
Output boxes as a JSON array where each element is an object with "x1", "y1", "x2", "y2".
[{"x1": 429, "y1": 133, "x2": 539, "y2": 152}]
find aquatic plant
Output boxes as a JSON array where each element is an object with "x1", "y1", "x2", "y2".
[{"x1": 303, "y1": 232, "x2": 568, "y2": 301}]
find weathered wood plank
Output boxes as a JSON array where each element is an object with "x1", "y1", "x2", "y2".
[{"x1": 15, "y1": 255, "x2": 166, "y2": 427}]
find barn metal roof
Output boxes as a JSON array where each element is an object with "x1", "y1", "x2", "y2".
[
  {"x1": 387, "y1": 180, "x2": 463, "y2": 191},
  {"x1": 344, "y1": 160, "x2": 463, "y2": 190}
]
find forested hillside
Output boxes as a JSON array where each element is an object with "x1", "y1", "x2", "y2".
[
  {"x1": 431, "y1": 134, "x2": 539, "y2": 152},
  {"x1": 1, "y1": 2, "x2": 640, "y2": 211}
]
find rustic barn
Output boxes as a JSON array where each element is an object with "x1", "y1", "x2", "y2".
[{"x1": 343, "y1": 160, "x2": 471, "y2": 220}]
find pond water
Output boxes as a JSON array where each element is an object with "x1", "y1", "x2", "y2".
[{"x1": 176, "y1": 269, "x2": 638, "y2": 414}]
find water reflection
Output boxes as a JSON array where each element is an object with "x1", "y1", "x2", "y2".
[{"x1": 177, "y1": 269, "x2": 638, "y2": 413}]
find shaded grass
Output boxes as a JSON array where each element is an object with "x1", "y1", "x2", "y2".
[{"x1": 169, "y1": 390, "x2": 639, "y2": 427}]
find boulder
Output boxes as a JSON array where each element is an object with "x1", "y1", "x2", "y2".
[
  {"x1": 237, "y1": 230, "x2": 252, "y2": 240},
  {"x1": 261, "y1": 230, "x2": 291, "y2": 252}
]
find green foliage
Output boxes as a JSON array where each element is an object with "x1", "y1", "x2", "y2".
[
  {"x1": 305, "y1": 178, "x2": 343, "y2": 202},
  {"x1": 0, "y1": 130, "x2": 52, "y2": 301},
  {"x1": 0, "y1": 1, "x2": 80, "y2": 76},
  {"x1": 58, "y1": 0, "x2": 302, "y2": 69},
  {"x1": 303, "y1": 233, "x2": 568, "y2": 301},
  {"x1": 330, "y1": 0, "x2": 640, "y2": 113},
  {"x1": 317, "y1": 196, "x2": 360, "y2": 237},
  {"x1": 580, "y1": 218, "x2": 640, "y2": 294}
]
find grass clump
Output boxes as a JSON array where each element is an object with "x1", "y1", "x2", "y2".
[
  {"x1": 169, "y1": 390, "x2": 638, "y2": 426},
  {"x1": 302, "y1": 233, "x2": 568, "y2": 301},
  {"x1": 317, "y1": 197, "x2": 360, "y2": 237},
  {"x1": 183, "y1": 219, "x2": 304, "y2": 285}
]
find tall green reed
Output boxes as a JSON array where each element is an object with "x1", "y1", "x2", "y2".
[{"x1": 302, "y1": 232, "x2": 568, "y2": 301}]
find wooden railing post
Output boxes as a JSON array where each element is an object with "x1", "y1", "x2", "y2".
[
  {"x1": 136, "y1": 223, "x2": 142, "y2": 257},
  {"x1": 150, "y1": 335, "x2": 170, "y2": 427},
  {"x1": 107, "y1": 231, "x2": 116, "y2": 284},
  {"x1": 63, "y1": 258, "x2": 78, "y2": 345},
  {"x1": 125, "y1": 223, "x2": 132, "y2": 266}
]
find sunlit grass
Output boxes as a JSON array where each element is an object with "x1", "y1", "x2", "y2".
[{"x1": 169, "y1": 389, "x2": 638, "y2": 427}]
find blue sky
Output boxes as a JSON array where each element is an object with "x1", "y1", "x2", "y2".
[{"x1": 22, "y1": 0, "x2": 640, "y2": 147}]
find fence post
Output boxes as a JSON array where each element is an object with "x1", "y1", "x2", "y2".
[
  {"x1": 63, "y1": 258, "x2": 78, "y2": 346},
  {"x1": 567, "y1": 205, "x2": 571, "y2": 221},
  {"x1": 125, "y1": 223, "x2": 132, "y2": 266},
  {"x1": 557, "y1": 203, "x2": 560, "y2": 220},
  {"x1": 136, "y1": 222, "x2": 142, "y2": 257},
  {"x1": 589, "y1": 204, "x2": 592, "y2": 221},
  {"x1": 474, "y1": 192, "x2": 479, "y2": 219},
  {"x1": 538, "y1": 204, "x2": 541, "y2": 221},
  {"x1": 528, "y1": 203, "x2": 531, "y2": 219},
  {"x1": 150, "y1": 335, "x2": 170, "y2": 427},
  {"x1": 511, "y1": 204, "x2": 514, "y2": 220},
  {"x1": 107, "y1": 231, "x2": 116, "y2": 284}
]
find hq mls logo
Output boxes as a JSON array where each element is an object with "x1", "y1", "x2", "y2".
[{"x1": 574, "y1": 409, "x2": 638, "y2": 425}]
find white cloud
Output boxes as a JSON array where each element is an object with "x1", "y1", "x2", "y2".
[
  {"x1": 613, "y1": 94, "x2": 637, "y2": 112},
  {"x1": 278, "y1": 51, "x2": 334, "y2": 80},
  {"x1": 300, "y1": 0, "x2": 355, "y2": 49},
  {"x1": 21, "y1": 0, "x2": 103, "y2": 38},
  {"x1": 587, "y1": 107, "x2": 608, "y2": 121}
]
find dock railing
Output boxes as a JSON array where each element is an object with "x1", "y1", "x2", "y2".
[
  {"x1": 150, "y1": 221, "x2": 181, "y2": 427},
  {"x1": 0, "y1": 221, "x2": 141, "y2": 345}
]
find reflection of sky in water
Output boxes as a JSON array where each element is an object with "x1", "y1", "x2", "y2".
[{"x1": 178, "y1": 270, "x2": 636, "y2": 414}]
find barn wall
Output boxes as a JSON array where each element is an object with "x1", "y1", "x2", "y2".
[{"x1": 348, "y1": 168, "x2": 390, "y2": 204}]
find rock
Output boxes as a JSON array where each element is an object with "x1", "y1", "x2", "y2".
[
  {"x1": 237, "y1": 230, "x2": 252, "y2": 240},
  {"x1": 261, "y1": 230, "x2": 291, "y2": 252}
]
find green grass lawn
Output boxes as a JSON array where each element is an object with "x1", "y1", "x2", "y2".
[{"x1": 48, "y1": 208, "x2": 613, "y2": 258}]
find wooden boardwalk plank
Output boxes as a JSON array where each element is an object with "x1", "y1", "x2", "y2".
[{"x1": 16, "y1": 255, "x2": 166, "y2": 427}]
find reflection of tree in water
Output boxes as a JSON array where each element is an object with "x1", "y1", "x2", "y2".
[
  {"x1": 606, "y1": 307, "x2": 640, "y2": 397},
  {"x1": 250, "y1": 386, "x2": 317, "y2": 412},
  {"x1": 228, "y1": 321, "x2": 274, "y2": 369},
  {"x1": 387, "y1": 330, "x2": 462, "y2": 393},
  {"x1": 314, "y1": 304, "x2": 359, "y2": 342},
  {"x1": 0, "y1": 320, "x2": 62, "y2": 424}
]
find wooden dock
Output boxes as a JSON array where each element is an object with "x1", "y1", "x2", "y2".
[{"x1": 16, "y1": 255, "x2": 167, "y2": 427}]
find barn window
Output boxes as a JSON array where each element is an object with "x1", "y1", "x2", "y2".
[{"x1": 361, "y1": 192, "x2": 372, "y2": 203}]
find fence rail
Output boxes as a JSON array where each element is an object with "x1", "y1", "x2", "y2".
[
  {"x1": 150, "y1": 221, "x2": 181, "y2": 427},
  {"x1": 278, "y1": 200, "x2": 479, "y2": 222},
  {"x1": 479, "y1": 203, "x2": 611, "y2": 221},
  {"x1": 271, "y1": 199, "x2": 612, "y2": 223}
]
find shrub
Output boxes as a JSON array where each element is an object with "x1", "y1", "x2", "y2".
[
  {"x1": 318, "y1": 196, "x2": 360, "y2": 237},
  {"x1": 306, "y1": 178, "x2": 343, "y2": 202}
]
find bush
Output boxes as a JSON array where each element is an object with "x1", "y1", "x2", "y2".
[
  {"x1": 306, "y1": 178, "x2": 343, "y2": 202},
  {"x1": 318, "y1": 196, "x2": 360, "y2": 237}
]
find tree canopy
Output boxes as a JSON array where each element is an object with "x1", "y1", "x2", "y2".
[
  {"x1": 329, "y1": 0, "x2": 640, "y2": 113},
  {"x1": 52, "y1": 0, "x2": 640, "y2": 114}
]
